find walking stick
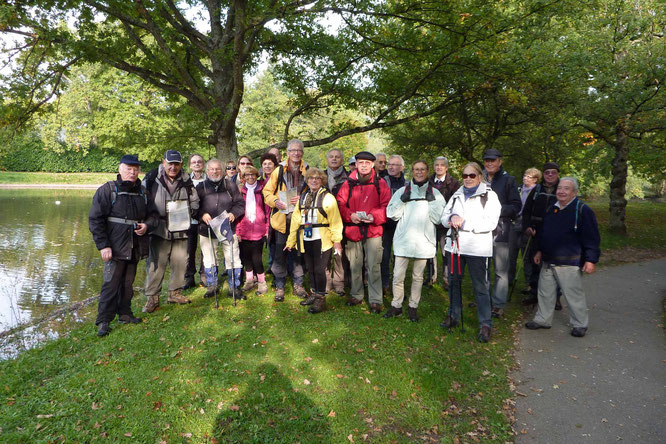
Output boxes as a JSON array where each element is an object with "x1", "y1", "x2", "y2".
[
  {"x1": 508, "y1": 235, "x2": 532, "y2": 301},
  {"x1": 449, "y1": 227, "x2": 464, "y2": 333},
  {"x1": 207, "y1": 226, "x2": 219, "y2": 309},
  {"x1": 230, "y1": 235, "x2": 237, "y2": 307}
]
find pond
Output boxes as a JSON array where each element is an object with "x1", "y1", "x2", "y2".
[{"x1": 0, "y1": 188, "x2": 147, "y2": 358}]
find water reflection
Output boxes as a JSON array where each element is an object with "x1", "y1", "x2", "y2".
[{"x1": 0, "y1": 189, "x2": 146, "y2": 357}]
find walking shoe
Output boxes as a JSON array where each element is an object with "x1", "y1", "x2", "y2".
[
  {"x1": 334, "y1": 288, "x2": 346, "y2": 297},
  {"x1": 228, "y1": 288, "x2": 243, "y2": 299},
  {"x1": 242, "y1": 279, "x2": 255, "y2": 292},
  {"x1": 525, "y1": 321, "x2": 551, "y2": 330},
  {"x1": 204, "y1": 286, "x2": 217, "y2": 298},
  {"x1": 555, "y1": 296, "x2": 562, "y2": 311},
  {"x1": 345, "y1": 297, "x2": 363, "y2": 306},
  {"x1": 440, "y1": 316, "x2": 459, "y2": 329},
  {"x1": 522, "y1": 295, "x2": 538, "y2": 305},
  {"x1": 382, "y1": 306, "x2": 402, "y2": 318},
  {"x1": 300, "y1": 295, "x2": 317, "y2": 306},
  {"x1": 477, "y1": 325, "x2": 491, "y2": 343},
  {"x1": 293, "y1": 284, "x2": 308, "y2": 299},
  {"x1": 491, "y1": 307, "x2": 504, "y2": 319},
  {"x1": 274, "y1": 287, "x2": 285, "y2": 302},
  {"x1": 97, "y1": 321, "x2": 111, "y2": 337},
  {"x1": 256, "y1": 281, "x2": 268, "y2": 295},
  {"x1": 118, "y1": 314, "x2": 142, "y2": 324},
  {"x1": 369, "y1": 303, "x2": 382, "y2": 314},
  {"x1": 167, "y1": 290, "x2": 191, "y2": 305},
  {"x1": 142, "y1": 294, "x2": 160, "y2": 313},
  {"x1": 408, "y1": 307, "x2": 419, "y2": 322},
  {"x1": 308, "y1": 294, "x2": 327, "y2": 314},
  {"x1": 571, "y1": 327, "x2": 587, "y2": 337}
]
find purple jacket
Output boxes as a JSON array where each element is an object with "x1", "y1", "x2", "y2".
[{"x1": 236, "y1": 179, "x2": 270, "y2": 241}]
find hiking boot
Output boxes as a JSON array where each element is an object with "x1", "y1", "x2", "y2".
[
  {"x1": 242, "y1": 279, "x2": 255, "y2": 292},
  {"x1": 97, "y1": 321, "x2": 111, "y2": 337},
  {"x1": 293, "y1": 284, "x2": 308, "y2": 299},
  {"x1": 408, "y1": 307, "x2": 419, "y2": 322},
  {"x1": 525, "y1": 321, "x2": 551, "y2": 330},
  {"x1": 491, "y1": 307, "x2": 504, "y2": 319},
  {"x1": 440, "y1": 316, "x2": 459, "y2": 329},
  {"x1": 167, "y1": 290, "x2": 191, "y2": 305},
  {"x1": 142, "y1": 294, "x2": 160, "y2": 313},
  {"x1": 300, "y1": 295, "x2": 317, "y2": 306},
  {"x1": 308, "y1": 294, "x2": 327, "y2": 314},
  {"x1": 571, "y1": 327, "x2": 587, "y2": 337},
  {"x1": 118, "y1": 314, "x2": 142, "y2": 324},
  {"x1": 478, "y1": 325, "x2": 491, "y2": 343},
  {"x1": 555, "y1": 295, "x2": 562, "y2": 311},
  {"x1": 228, "y1": 288, "x2": 243, "y2": 299},
  {"x1": 369, "y1": 303, "x2": 382, "y2": 314},
  {"x1": 182, "y1": 277, "x2": 196, "y2": 290},
  {"x1": 274, "y1": 287, "x2": 285, "y2": 302},
  {"x1": 382, "y1": 306, "x2": 403, "y2": 318},
  {"x1": 257, "y1": 281, "x2": 268, "y2": 295},
  {"x1": 345, "y1": 297, "x2": 363, "y2": 306},
  {"x1": 204, "y1": 286, "x2": 217, "y2": 298}
]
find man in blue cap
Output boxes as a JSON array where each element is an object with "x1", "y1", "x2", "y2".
[
  {"x1": 142, "y1": 150, "x2": 200, "y2": 313},
  {"x1": 89, "y1": 155, "x2": 158, "y2": 336}
]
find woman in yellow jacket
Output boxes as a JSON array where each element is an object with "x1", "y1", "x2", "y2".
[{"x1": 286, "y1": 168, "x2": 343, "y2": 313}]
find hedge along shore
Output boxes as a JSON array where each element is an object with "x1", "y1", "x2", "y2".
[{"x1": 0, "y1": 183, "x2": 102, "y2": 189}]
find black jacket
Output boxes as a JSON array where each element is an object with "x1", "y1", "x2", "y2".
[
  {"x1": 522, "y1": 179, "x2": 559, "y2": 233},
  {"x1": 430, "y1": 173, "x2": 460, "y2": 239},
  {"x1": 89, "y1": 176, "x2": 159, "y2": 261},
  {"x1": 483, "y1": 166, "x2": 521, "y2": 243},
  {"x1": 196, "y1": 177, "x2": 245, "y2": 237}
]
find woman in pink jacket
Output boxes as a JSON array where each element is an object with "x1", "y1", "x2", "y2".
[{"x1": 237, "y1": 166, "x2": 270, "y2": 294}]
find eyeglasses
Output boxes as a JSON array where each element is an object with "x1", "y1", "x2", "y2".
[
  {"x1": 462, "y1": 173, "x2": 478, "y2": 179},
  {"x1": 544, "y1": 170, "x2": 558, "y2": 175},
  {"x1": 307, "y1": 177, "x2": 323, "y2": 181},
  {"x1": 239, "y1": 162, "x2": 251, "y2": 166},
  {"x1": 226, "y1": 166, "x2": 236, "y2": 170},
  {"x1": 288, "y1": 149, "x2": 304, "y2": 153}
]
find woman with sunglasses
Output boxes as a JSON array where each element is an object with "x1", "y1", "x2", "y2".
[
  {"x1": 225, "y1": 160, "x2": 237, "y2": 179},
  {"x1": 233, "y1": 155, "x2": 254, "y2": 190},
  {"x1": 440, "y1": 162, "x2": 501, "y2": 342}
]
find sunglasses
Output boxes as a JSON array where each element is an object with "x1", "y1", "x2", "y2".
[
  {"x1": 226, "y1": 166, "x2": 236, "y2": 170},
  {"x1": 462, "y1": 173, "x2": 478, "y2": 179}
]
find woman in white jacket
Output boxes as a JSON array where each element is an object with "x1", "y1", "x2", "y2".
[
  {"x1": 441, "y1": 162, "x2": 501, "y2": 342},
  {"x1": 383, "y1": 161, "x2": 446, "y2": 322}
]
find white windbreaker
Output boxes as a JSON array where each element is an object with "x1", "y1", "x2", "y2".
[{"x1": 441, "y1": 182, "x2": 501, "y2": 257}]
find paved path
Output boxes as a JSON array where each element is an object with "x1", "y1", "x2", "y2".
[{"x1": 513, "y1": 259, "x2": 666, "y2": 443}]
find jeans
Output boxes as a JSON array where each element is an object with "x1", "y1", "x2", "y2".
[
  {"x1": 448, "y1": 254, "x2": 492, "y2": 328},
  {"x1": 490, "y1": 242, "x2": 510, "y2": 308}
]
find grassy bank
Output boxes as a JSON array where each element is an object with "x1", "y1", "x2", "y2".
[{"x1": 0, "y1": 171, "x2": 114, "y2": 184}]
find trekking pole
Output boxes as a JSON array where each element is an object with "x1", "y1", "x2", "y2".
[
  {"x1": 230, "y1": 234, "x2": 237, "y2": 307},
  {"x1": 509, "y1": 235, "x2": 532, "y2": 301},
  {"x1": 449, "y1": 227, "x2": 464, "y2": 333},
  {"x1": 207, "y1": 226, "x2": 219, "y2": 309}
]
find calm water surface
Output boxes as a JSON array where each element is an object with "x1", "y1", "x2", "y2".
[{"x1": 0, "y1": 189, "x2": 146, "y2": 357}]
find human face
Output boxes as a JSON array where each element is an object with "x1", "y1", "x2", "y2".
[
  {"x1": 207, "y1": 162, "x2": 223, "y2": 181},
  {"x1": 262, "y1": 159, "x2": 276, "y2": 176},
  {"x1": 268, "y1": 147, "x2": 282, "y2": 163},
  {"x1": 307, "y1": 175, "x2": 323, "y2": 192},
  {"x1": 483, "y1": 158, "x2": 501, "y2": 175},
  {"x1": 387, "y1": 158, "x2": 403, "y2": 178},
  {"x1": 287, "y1": 144, "x2": 304, "y2": 165},
  {"x1": 434, "y1": 160, "x2": 448, "y2": 178},
  {"x1": 238, "y1": 157, "x2": 252, "y2": 173},
  {"x1": 118, "y1": 163, "x2": 140, "y2": 182},
  {"x1": 225, "y1": 163, "x2": 236, "y2": 178},
  {"x1": 375, "y1": 154, "x2": 387, "y2": 172},
  {"x1": 412, "y1": 162, "x2": 428, "y2": 183},
  {"x1": 523, "y1": 172, "x2": 538, "y2": 187},
  {"x1": 162, "y1": 159, "x2": 183, "y2": 180},
  {"x1": 349, "y1": 163, "x2": 356, "y2": 172},
  {"x1": 244, "y1": 173, "x2": 257, "y2": 185},
  {"x1": 462, "y1": 166, "x2": 481, "y2": 188},
  {"x1": 356, "y1": 159, "x2": 374, "y2": 176},
  {"x1": 556, "y1": 179, "x2": 577, "y2": 206},
  {"x1": 327, "y1": 150, "x2": 343, "y2": 169},
  {"x1": 189, "y1": 156, "x2": 204, "y2": 173},
  {"x1": 543, "y1": 169, "x2": 559, "y2": 186}
]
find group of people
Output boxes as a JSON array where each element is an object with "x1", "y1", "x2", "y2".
[{"x1": 89, "y1": 142, "x2": 601, "y2": 342}]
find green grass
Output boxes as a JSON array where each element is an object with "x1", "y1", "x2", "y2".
[
  {"x1": 0, "y1": 281, "x2": 518, "y2": 443},
  {"x1": 0, "y1": 171, "x2": 114, "y2": 184}
]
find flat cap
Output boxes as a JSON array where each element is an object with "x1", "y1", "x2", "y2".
[
  {"x1": 354, "y1": 151, "x2": 376, "y2": 162},
  {"x1": 543, "y1": 161, "x2": 560, "y2": 171},
  {"x1": 119, "y1": 154, "x2": 141, "y2": 166},
  {"x1": 482, "y1": 148, "x2": 502, "y2": 160}
]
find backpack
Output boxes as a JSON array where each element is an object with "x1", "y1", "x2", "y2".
[
  {"x1": 400, "y1": 181, "x2": 435, "y2": 203},
  {"x1": 144, "y1": 168, "x2": 194, "y2": 199},
  {"x1": 345, "y1": 173, "x2": 382, "y2": 208},
  {"x1": 108, "y1": 181, "x2": 147, "y2": 205},
  {"x1": 299, "y1": 188, "x2": 330, "y2": 220}
]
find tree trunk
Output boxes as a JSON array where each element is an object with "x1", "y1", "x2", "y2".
[
  {"x1": 608, "y1": 123, "x2": 628, "y2": 235},
  {"x1": 208, "y1": 119, "x2": 238, "y2": 162}
]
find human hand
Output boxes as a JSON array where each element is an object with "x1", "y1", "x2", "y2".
[
  {"x1": 275, "y1": 200, "x2": 287, "y2": 211},
  {"x1": 100, "y1": 247, "x2": 112, "y2": 262},
  {"x1": 202, "y1": 213, "x2": 212, "y2": 224},
  {"x1": 525, "y1": 227, "x2": 535, "y2": 237},
  {"x1": 450, "y1": 215, "x2": 464, "y2": 229},
  {"x1": 534, "y1": 251, "x2": 542, "y2": 265},
  {"x1": 364, "y1": 214, "x2": 374, "y2": 223},
  {"x1": 582, "y1": 262, "x2": 596, "y2": 274},
  {"x1": 228, "y1": 213, "x2": 235, "y2": 223},
  {"x1": 134, "y1": 223, "x2": 147, "y2": 236},
  {"x1": 350, "y1": 213, "x2": 362, "y2": 224}
]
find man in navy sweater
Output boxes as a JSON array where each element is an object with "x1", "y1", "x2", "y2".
[{"x1": 525, "y1": 177, "x2": 601, "y2": 337}]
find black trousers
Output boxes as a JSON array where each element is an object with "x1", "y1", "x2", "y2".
[
  {"x1": 185, "y1": 224, "x2": 202, "y2": 281},
  {"x1": 96, "y1": 258, "x2": 138, "y2": 324},
  {"x1": 303, "y1": 239, "x2": 332, "y2": 294},
  {"x1": 240, "y1": 239, "x2": 265, "y2": 274}
]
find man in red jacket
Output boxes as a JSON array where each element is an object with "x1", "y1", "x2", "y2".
[{"x1": 336, "y1": 151, "x2": 391, "y2": 313}]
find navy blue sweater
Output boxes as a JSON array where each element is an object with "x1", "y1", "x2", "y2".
[{"x1": 537, "y1": 197, "x2": 601, "y2": 266}]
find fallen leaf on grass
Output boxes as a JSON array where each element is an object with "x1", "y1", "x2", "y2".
[
  {"x1": 304, "y1": 379, "x2": 311, "y2": 385},
  {"x1": 35, "y1": 423, "x2": 41, "y2": 430},
  {"x1": 181, "y1": 432, "x2": 192, "y2": 438},
  {"x1": 162, "y1": 315, "x2": 170, "y2": 322},
  {"x1": 312, "y1": 339, "x2": 319, "y2": 343},
  {"x1": 230, "y1": 405, "x2": 240, "y2": 411},
  {"x1": 124, "y1": 433, "x2": 132, "y2": 437},
  {"x1": 304, "y1": 357, "x2": 313, "y2": 362},
  {"x1": 336, "y1": 374, "x2": 343, "y2": 379},
  {"x1": 36, "y1": 414, "x2": 53, "y2": 418},
  {"x1": 153, "y1": 401, "x2": 163, "y2": 410},
  {"x1": 217, "y1": 402, "x2": 224, "y2": 410},
  {"x1": 91, "y1": 402, "x2": 101, "y2": 410},
  {"x1": 347, "y1": 434, "x2": 354, "y2": 442},
  {"x1": 482, "y1": 370, "x2": 490, "y2": 376},
  {"x1": 328, "y1": 410, "x2": 336, "y2": 417}
]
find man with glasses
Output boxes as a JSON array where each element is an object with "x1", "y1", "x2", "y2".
[
  {"x1": 482, "y1": 149, "x2": 521, "y2": 319},
  {"x1": 184, "y1": 154, "x2": 206, "y2": 289},
  {"x1": 521, "y1": 162, "x2": 561, "y2": 306},
  {"x1": 381, "y1": 154, "x2": 406, "y2": 295},
  {"x1": 324, "y1": 149, "x2": 349, "y2": 295},
  {"x1": 263, "y1": 139, "x2": 309, "y2": 301},
  {"x1": 375, "y1": 153, "x2": 389, "y2": 178}
]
